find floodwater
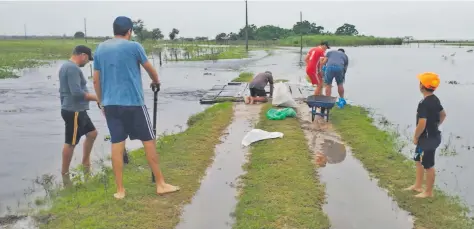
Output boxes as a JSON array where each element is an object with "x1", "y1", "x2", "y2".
[
  {"x1": 297, "y1": 103, "x2": 413, "y2": 229},
  {"x1": 0, "y1": 50, "x2": 267, "y2": 218},
  {"x1": 1, "y1": 43, "x2": 474, "y2": 227},
  {"x1": 175, "y1": 104, "x2": 261, "y2": 229},
  {"x1": 244, "y1": 45, "x2": 474, "y2": 212}
]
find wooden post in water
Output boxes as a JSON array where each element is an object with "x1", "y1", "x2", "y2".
[
  {"x1": 245, "y1": 0, "x2": 249, "y2": 52},
  {"x1": 300, "y1": 11, "x2": 303, "y2": 56},
  {"x1": 84, "y1": 18, "x2": 88, "y2": 43}
]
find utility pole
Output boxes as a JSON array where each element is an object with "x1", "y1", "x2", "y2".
[
  {"x1": 300, "y1": 11, "x2": 303, "y2": 55},
  {"x1": 245, "y1": 0, "x2": 249, "y2": 52},
  {"x1": 24, "y1": 24, "x2": 27, "y2": 40},
  {"x1": 84, "y1": 18, "x2": 88, "y2": 43}
]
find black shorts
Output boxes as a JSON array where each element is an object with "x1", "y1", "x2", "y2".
[
  {"x1": 103, "y1": 105, "x2": 155, "y2": 144},
  {"x1": 413, "y1": 136, "x2": 441, "y2": 169},
  {"x1": 61, "y1": 110, "x2": 96, "y2": 146},
  {"x1": 250, "y1": 88, "x2": 266, "y2": 97}
]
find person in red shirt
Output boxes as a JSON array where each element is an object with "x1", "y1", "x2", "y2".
[{"x1": 305, "y1": 41, "x2": 330, "y2": 95}]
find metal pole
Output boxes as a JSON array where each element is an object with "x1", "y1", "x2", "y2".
[
  {"x1": 24, "y1": 24, "x2": 27, "y2": 40},
  {"x1": 84, "y1": 18, "x2": 88, "y2": 43},
  {"x1": 300, "y1": 11, "x2": 303, "y2": 55},
  {"x1": 245, "y1": 0, "x2": 249, "y2": 52}
]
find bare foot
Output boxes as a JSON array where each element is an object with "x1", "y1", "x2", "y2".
[
  {"x1": 114, "y1": 190, "x2": 126, "y2": 200},
  {"x1": 415, "y1": 192, "x2": 434, "y2": 198},
  {"x1": 404, "y1": 185, "x2": 423, "y2": 193},
  {"x1": 244, "y1": 97, "x2": 250, "y2": 104},
  {"x1": 157, "y1": 183, "x2": 180, "y2": 195}
]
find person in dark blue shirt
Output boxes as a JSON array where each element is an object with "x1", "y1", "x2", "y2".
[{"x1": 405, "y1": 72, "x2": 446, "y2": 198}]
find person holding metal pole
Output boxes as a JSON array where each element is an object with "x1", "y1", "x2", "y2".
[{"x1": 93, "y1": 16, "x2": 179, "y2": 199}]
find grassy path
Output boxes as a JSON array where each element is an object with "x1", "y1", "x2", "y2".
[
  {"x1": 39, "y1": 103, "x2": 233, "y2": 229},
  {"x1": 331, "y1": 105, "x2": 474, "y2": 229},
  {"x1": 233, "y1": 103, "x2": 330, "y2": 229}
]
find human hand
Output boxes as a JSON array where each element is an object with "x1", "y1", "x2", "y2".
[
  {"x1": 413, "y1": 137, "x2": 418, "y2": 145},
  {"x1": 150, "y1": 81, "x2": 160, "y2": 92}
]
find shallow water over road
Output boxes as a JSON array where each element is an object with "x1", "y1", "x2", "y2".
[
  {"x1": 175, "y1": 104, "x2": 260, "y2": 229},
  {"x1": 0, "y1": 51, "x2": 267, "y2": 217}
]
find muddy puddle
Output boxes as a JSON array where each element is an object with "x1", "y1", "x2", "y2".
[
  {"x1": 0, "y1": 51, "x2": 267, "y2": 225},
  {"x1": 175, "y1": 103, "x2": 261, "y2": 229},
  {"x1": 297, "y1": 103, "x2": 414, "y2": 229}
]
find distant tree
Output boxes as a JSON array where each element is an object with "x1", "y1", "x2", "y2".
[
  {"x1": 74, "y1": 31, "x2": 85, "y2": 39},
  {"x1": 238, "y1": 24, "x2": 258, "y2": 40},
  {"x1": 228, "y1": 32, "x2": 239, "y2": 41},
  {"x1": 169, "y1": 28, "x2": 180, "y2": 40},
  {"x1": 132, "y1": 19, "x2": 146, "y2": 41},
  {"x1": 255, "y1": 25, "x2": 292, "y2": 40},
  {"x1": 335, "y1": 23, "x2": 358, "y2": 36},
  {"x1": 403, "y1": 36, "x2": 414, "y2": 43},
  {"x1": 195, "y1": 36, "x2": 209, "y2": 41},
  {"x1": 215, "y1": 32, "x2": 227, "y2": 41},
  {"x1": 151, "y1": 28, "x2": 164, "y2": 40},
  {"x1": 292, "y1": 20, "x2": 324, "y2": 35}
]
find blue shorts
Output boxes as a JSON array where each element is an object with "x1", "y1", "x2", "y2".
[
  {"x1": 104, "y1": 105, "x2": 155, "y2": 144},
  {"x1": 324, "y1": 65, "x2": 345, "y2": 85}
]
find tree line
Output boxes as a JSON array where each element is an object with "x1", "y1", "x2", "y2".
[{"x1": 73, "y1": 19, "x2": 361, "y2": 42}]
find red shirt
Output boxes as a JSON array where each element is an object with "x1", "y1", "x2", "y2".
[{"x1": 306, "y1": 47, "x2": 325, "y2": 72}]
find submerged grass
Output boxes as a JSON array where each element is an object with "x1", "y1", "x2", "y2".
[
  {"x1": 233, "y1": 103, "x2": 330, "y2": 229},
  {"x1": 331, "y1": 105, "x2": 474, "y2": 229},
  {"x1": 38, "y1": 102, "x2": 234, "y2": 229},
  {"x1": 280, "y1": 34, "x2": 403, "y2": 47},
  {"x1": 232, "y1": 72, "x2": 254, "y2": 83}
]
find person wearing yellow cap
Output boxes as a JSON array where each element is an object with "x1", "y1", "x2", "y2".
[{"x1": 404, "y1": 72, "x2": 446, "y2": 198}]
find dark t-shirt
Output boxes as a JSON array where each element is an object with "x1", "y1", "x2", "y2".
[{"x1": 416, "y1": 94, "x2": 443, "y2": 139}]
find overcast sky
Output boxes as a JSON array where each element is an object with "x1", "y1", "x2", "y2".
[{"x1": 0, "y1": 1, "x2": 473, "y2": 40}]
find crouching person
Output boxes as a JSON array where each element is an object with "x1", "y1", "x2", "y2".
[{"x1": 245, "y1": 71, "x2": 274, "y2": 104}]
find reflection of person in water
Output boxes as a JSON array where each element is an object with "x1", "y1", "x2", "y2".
[{"x1": 315, "y1": 140, "x2": 347, "y2": 167}]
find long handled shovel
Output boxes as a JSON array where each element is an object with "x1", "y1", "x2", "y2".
[{"x1": 151, "y1": 83, "x2": 160, "y2": 183}]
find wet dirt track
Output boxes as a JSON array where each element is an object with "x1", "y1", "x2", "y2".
[
  {"x1": 2, "y1": 44, "x2": 474, "y2": 227},
  {"x1": 175, "y1": 104, "x2": 261, "y2": 229},
  {"x1": 297, "y1": 103, "x2": 413, "y2": 229}
]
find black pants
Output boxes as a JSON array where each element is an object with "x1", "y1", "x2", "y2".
[
  {"x1": 250, "y1": 88, "x2": 266, "y2": 97},
  {"x1": 61, "y1": 110, "x2": 96, "y2": 146},
  {"x1": 414, "y1": 136, "x2": 441, "y2": 169}
]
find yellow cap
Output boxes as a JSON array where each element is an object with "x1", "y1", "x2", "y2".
[{"x1": 417, "y1": 72, "x2": 440, "y2": 90}]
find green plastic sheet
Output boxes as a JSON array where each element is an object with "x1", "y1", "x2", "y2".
[{"x1": 266, "y1": 108, "x2": 297, "y2": 120}]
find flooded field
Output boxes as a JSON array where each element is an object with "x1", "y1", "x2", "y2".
[
  {"x1": 0, "y1": 50, "x2": 267, "y2": 217},
  {"x1": 1, "y1": 44, "x2": 474, "y2": 227}
]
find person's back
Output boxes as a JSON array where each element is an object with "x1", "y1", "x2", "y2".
[
  {"x1": 59, "y1": 60, "x2": 89, "y2": 111},
  {"x1": 417, "y1": 94, "x2": 443, "y2": 138},
  {"x1": 325, "y1": 50, "x2": 348, "y2": 67},
  {"x1": 94, "y1": 38, "x2": 147, "y2": 106},
  {"x1": 249, "y1": 72, "x2": 273, "y2": 89}
]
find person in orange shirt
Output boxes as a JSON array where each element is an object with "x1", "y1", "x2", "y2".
[{"x1": 305, "y1": 41, "x2": 330, "y2": 95}]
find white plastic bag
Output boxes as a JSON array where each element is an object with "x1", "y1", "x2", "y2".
[
  {"x1": 272, "y1": 82, "x2": 297, "y2": 108},
  {"x1": 242, "y1": 129, "x2": 284, "y2": 147}
]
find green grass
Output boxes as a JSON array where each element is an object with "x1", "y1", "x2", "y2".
[
  {"x1": 331, "y1": 105, "x2": 474, "y2": 229},
  {"x1": 38, "y1": 102, "x2": 234, "y2": 229},
  {"x1": 185, "y1": 46, "x2": 248, "y2": 61},
  {"x1": 232, "y1": 72, "x2": 254, "y2": 82},
  {"x1": 279, "y1": 34, "x2": 403, "y2": 47},
  {"x1": 443, "y1": 43, "x2": 474, "y2": 47},
  {"x1": 233, "y1": 104, "x2": 330, "y2": 229},
  {"x1": 0, "y1": 39, "x2": 98, "y2": 78}
]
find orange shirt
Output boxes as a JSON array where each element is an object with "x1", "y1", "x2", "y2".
[{"x1": 306, "y1": 47, "x2": 325, "y2": 72}]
